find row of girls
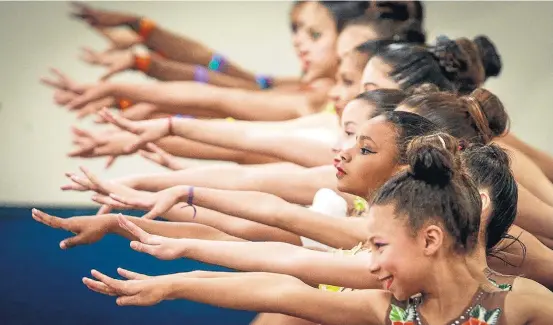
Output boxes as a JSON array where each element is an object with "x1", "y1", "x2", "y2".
[{"x1": 36, "y1": 1, "x2": 553, "y2": 324}]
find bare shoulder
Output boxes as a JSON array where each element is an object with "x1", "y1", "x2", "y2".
[
  {"x1": 512, "y1": 277, "x2": 553, "y2": 298},
  {"x1": 504, "y1": 291, "x2": 553, "y2": 325}
]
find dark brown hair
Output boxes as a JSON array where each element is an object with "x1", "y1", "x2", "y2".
[
  {"x1": 371, "y1": 133, "x2": 482, "y2": 253},
  {"x1": 400, "y1": 86, "x2": 509, "y2": 144}
]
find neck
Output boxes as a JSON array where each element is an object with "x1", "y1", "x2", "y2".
[
  {"x1": 465, "y1": 239, "x2": 490, "y2": 284},
  {"x1": 419, "y1": 253, "x2": 480, "y2": 322}
]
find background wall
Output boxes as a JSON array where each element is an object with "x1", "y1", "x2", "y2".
[{"x1": 0, "y1": 1, "x2": 552, "y2": 206}]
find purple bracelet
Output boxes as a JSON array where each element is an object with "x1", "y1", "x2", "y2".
[
  {"x1": 194, "y1": 65, "x2": 210, "y2": 83},
  {"x1": 181, "y1": 186, "x2": 197, "y2": 219},
  {"x1": 207, "y1": 53, "x2": 227, "y2": 72}
]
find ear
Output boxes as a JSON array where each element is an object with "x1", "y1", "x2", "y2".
[
  {"x1": 421, "y1": 225, "x2": 444, "y2": 256},
  {"x1": 480, "y1": 191, "x2": 491, "y2": 215}
]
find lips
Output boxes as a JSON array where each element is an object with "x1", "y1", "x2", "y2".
[
  {"x1": 335, "y1": 165, "x2": 346, "y2": 179},
  {"x1": 379, "y1": 276, "x2": 394, "y2": 290}
]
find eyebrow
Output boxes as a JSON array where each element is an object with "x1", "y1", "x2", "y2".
[
  {"x1": 344, "y1": 121, "x2": 357, "y2": 127},
  {"x1": 358, "y1": 135, "x2": 376, "y2": 145},
  {"x1": 363, "y1": 82, "x2": 378, "y2": 89}
]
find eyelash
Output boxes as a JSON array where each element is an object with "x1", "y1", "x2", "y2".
[
  {"x1": 374, "y1": 243, "x2": 386, "y2": 249},
  {"x1": 345, "y1": 131, "x2": 354, "y2": 136},
  {"x1": 360, "y1": 147, "x2": 375, "y2": 155}
]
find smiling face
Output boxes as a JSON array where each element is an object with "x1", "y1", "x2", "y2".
[
  {"x1": 365, "y1": 204, "x2": 431, "y2": 300},
  {"x1": 291, "y1": 2, "x2": 339, "y2": 81},
  {"x1": 335, "y1": 115, "x2": 402, "y2": 198}
]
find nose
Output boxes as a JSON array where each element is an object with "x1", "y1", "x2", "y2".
[
  {"x1": 328, "y1": 85, "x2": 340, "y2": 104},
  {"x1": 339, "y1": 148, "x2": 352, "y2": 163},
  {"x1": 368, "y1": 253, "x2": 380, "y2": 274}
]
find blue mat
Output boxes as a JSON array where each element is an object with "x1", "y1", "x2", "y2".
[{"x1": 0, "y1": 206, "x2": 256, "y2": 325}]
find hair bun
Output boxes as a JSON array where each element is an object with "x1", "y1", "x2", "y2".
[
  {"x1": 473, "y1": 35, "x2": 502, "y2": 79},
  {"x1": 407, "y1": 133, "x2": 459, "y2": 187},
  {"x1": 431, "y1": 35, "x2": 467, "y2": 80},
  {"x1": 407, "y1": 83, "x2": 440, "y2": 96},
  {"x1": 466, "y1": 88, "x2": 509, "y2": 138}
]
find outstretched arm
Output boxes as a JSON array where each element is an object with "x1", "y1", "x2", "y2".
[
  {"x1": 119, "y1": 215, "x2": 376, "y2": 288},
  {"x1": 498, "y1": 133, "x2": 553, "y2": 182},
  {"x1": 67, "y1": 81, "x2": 328, "y2": 121},
  {"x1": 107, "y1": 185, "x2": 368, "y2": 249},
  {"x1": 83, "y1": 269, "x2": 388, "y2": 325},
  {"x1": 100, "y1": 111, "x2": 335, "y2": 167}
]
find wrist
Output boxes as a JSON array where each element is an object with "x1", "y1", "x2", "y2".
[
  {"x1": 162, "y1": 274, "x2": 187, "y2": 300},
  {"x1": 133, "y1": 53, "x2": 151, "y2": 73},
  {"x1": 128, "y1": 17, "x2": 156, "y2": 41}
]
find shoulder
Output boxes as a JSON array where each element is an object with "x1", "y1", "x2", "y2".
[
  {"x1": 504, "y1": 290, "x2": 553, "y2": 324},
  {"x1": 512, "y1": 276, "x2": 553, "y2": 297}
]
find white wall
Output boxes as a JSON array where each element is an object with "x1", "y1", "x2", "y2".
[{"x1": 0, "y1": 1, "x2": 552, "y2": 205}]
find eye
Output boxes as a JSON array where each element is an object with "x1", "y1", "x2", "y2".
[
  {"x1": 360, "y1": 147, "x2": 375, "y2": 155},
  {"x1": 345, "y1": 131, "x2": 354, "y2": 136},
  {"x1": 291, "y1": 23, "x2": 298, "y2": 33},
  {"x1": 343, "y1": 78, "x2": 354, "y2": 86},
  {"x1": 374, "y1": 243, "x2": 387, "y2": 249},
  {"x1": 310, "y1": 30, "x2": 322, "y2": 40}
]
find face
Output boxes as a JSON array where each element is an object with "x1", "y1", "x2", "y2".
[
  {"x1": 365, "y1": 204, "x2": 429, "y2": 300},
  {"x1": 328, "y1": 51, "x2": 368, "y2": 117},
  {"x1": 332, "y1": 99, "x2": 378, "y2": 161},
  {"x1": 336, "y1": 24, "x2": 380, "y2": 58},
  {"x1": 335, "y1": 115, "x2": 402, "y2": 198},
  {"x1": 361, "y1": 57, "x2": 401, "y2": 92},
  {"x1": 291, "y1": 2, "x2": 339, "y2": 81}
]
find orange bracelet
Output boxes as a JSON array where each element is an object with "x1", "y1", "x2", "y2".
[
  {"x1": 134, "y1": 54, "x2": 151, "y2": 73},
  {"x1": 117, "y1": 98, "x2": 133, "y2": 110},
  {"x1": 138, "y1": 18, "x2": 156, "y2": 41}
]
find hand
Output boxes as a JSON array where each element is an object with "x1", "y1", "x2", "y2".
[
  {"x1": 62, "y1": 165, "x2": 126, "y2": 195},
  {"x1": 83, "y1": 269, "x2": 172, "y2": 306},
  {"x1": 95, "y1": 27, "x2": 142, "y2": 52},
  {"x1": 117, "y1": 215, "x2": 186, "y2": 260},
  {"x1": 70, "y1": 2, "x2": 138, "y2": 27},
  {"x1": 68, "y1": 126, "x2": 139, "y2": 168},
  {"x1": 93, "y1": 103, "x2": 159, "y2": 124},
  {"x1": 40, "y1": 68, "x2": 88, "y2": 94},
  {"x1": 98, "y1": 108, "x2": 171, "y2": 153},
  {"x1": 139, "y1": 143, "x2": 184, "y2": 170},
  {"x1": 31, "y1": 209, "x2": 115, "y2": 249},
  {"x1": 107, "y1": 185, "x2": 188, "y2": 219},
  {"x1": 66, "y1": 82, "x2": 114, "y2": 110},
  {"x1": 79, "y1": 47, "x2": 134, "y2": 80}
]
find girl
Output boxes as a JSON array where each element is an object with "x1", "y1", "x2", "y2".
[{"x1": 82, "y1": 133, "x2": 553, "y2": 324}]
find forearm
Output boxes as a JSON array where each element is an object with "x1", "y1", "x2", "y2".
[
  {"x1": 148, "y1": 55, "x2": 258, "y2": 89},
  {"x1": 180, "y1": 239, "x2": 378, "y2": 288},
  {"x1": 117, "y1": 215, "x2": 244, "y2": 241},
  {"x1": 161, "y1": 206, "x2": 302, "y2": 244},
  {"x1": 141, "y1": 25, "x2": 256, "y2": 81},
  {"x1": 155, "y1": 136, "x2": 281, "y2": 164},
  {"x1": 111, "y1": 82, "x2": 314, "y2": 121},
  {"x1": 163, "y1": 273, "x2": 381, "y2": 325},
  {"x1": 172, "y1": 118, "x2": 334, "y2": 167},
  {"x1": 499, "y1": 134, "x2": 553, "y2": 182},
  {"x1": 515, "y1": 184, "x2": 553, "y2": 248},
  {"x1": 188, "y1": 187, "x2": 367, "y2": 248}
]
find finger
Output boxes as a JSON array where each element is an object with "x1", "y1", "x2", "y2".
[
  {"x1": 117, "y1": 268, "x2": 149, "y2": 280},
  {"x1": 60, "y1": 182, "x2": 88, "y2": 191},
  {"x1": 76, "y1": 103, "x2": 100, "y2": 119},
  {"x1": 60, "y1": 232, "x2": 88, "y2": 249},
  {"x1": 99, "y1": 108, "x2": 142, "y2": 134},
  {"x1": 79, "y1": 166, "x2": 105, "y2": 191},
  {"x1": 129, "y1": 241, "x2": 160, "y2": 257},
  {"x1": 96, "y1": 204, "x2": 112, "y2": 215},
  {"x1": 116, "y1": 295, "x2": 149, "y2": 306},
  {"x1": 91, "y1": 194, "x2": 131, "y2": 210},
  {"x1": 124, "y1": 137, "x2": 150, "y2": 154},
  {"x1": 117, "y1": 215, "x2": 154, "y2": 243},
  {"x1": 82, "y1": 277, "x2": 118, "y2": 296},
  {"x1": 105, "y1": 156, "x2": 117, "y2": 169},
  {"x1": 67, "y1": 144, "x2": 96, "y2": 157},
  {"x1": 141, "y1": 207, "x2": 163, "y2": 220},
  {"x1": 138, "y1": 150, "x2": 165, "y2": 166},
  {"x1": 40, "y1": 77, "x2": 63, "y2": 89},
  {"x1": 68, "y1": 174, "x2": 96, "y2": 191},
  {"x1": 100, "y1": 68, "x2": 119, "y2": 81},
  {"x1": 109, "y1": 193, "x2": 151, "y2": 209},
  {"x1": 90, "y1": 269, "x2": 133, "y2": 295},
  {"x1": 31, "y1": 208, "x2": 67, "y2": 229}
]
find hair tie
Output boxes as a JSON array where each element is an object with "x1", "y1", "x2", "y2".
[
  {"x1": 255, "y1": 75, "x2": 274, "y2": 90},
  {"x1": 181, "y1": 186, "x2": 197, "y2": 219},
  {"x1": 464, "y1": 96, "x2": 492, "y2": 143},
  {"x1": 133, "y1": 54, "x2": 151, "y2": 73},
  {"x1": 208, "y1": 53, "x2": 227, "y2": 72},
  {"x1": 137, "y1": 18, "x2": 156, "y2": 41},
  {"x1": 194, "y1": 65, "x2": 210, "y2": 83},
  {"x1": 437, "y1": 135, "x2": 446, "y2": 150},
  {"x1": 175, "y1": 114, "x2": 195, "y2": 119}
]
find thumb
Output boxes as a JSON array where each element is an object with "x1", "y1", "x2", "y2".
[
  {"x1": 124, "y1": 137, "x2": 150, "y2": 154},
  {"x1": 130, "y1": 241, "x2": 159, "y2": 257},
  {"x1": 60, "y1": 233, "x2": 88, "y2": 249},
  {"x1": 100, "y1": 68, "x2": 119, "y2": 81}
]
